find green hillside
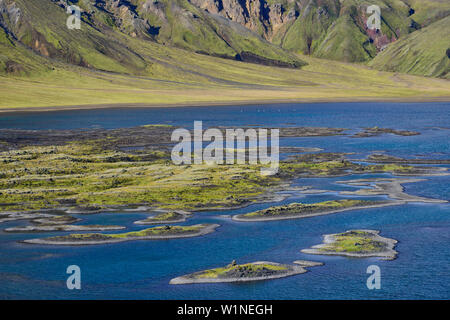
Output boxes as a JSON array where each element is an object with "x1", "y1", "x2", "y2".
[
  {"x1": 0, "y1": 0, "x2": 305, "y2": 76},
  {"x1": 280, "y1": 0, "x2": 415, "y2": 62},
  {"x1": 0, "y1": 0, "x2": 449, "y2": 110},
  {"x1": 1, "y1": 46, "x2": 449, "y2": 109},
  {"x1": 403, "y1": 0, "x2": 450, "y2": 26},
  {"x1": 370, "y1": 15, "x2": 450, "y2": 78},
  {"x1": 1, "y1": 0, "x2": 450, "y2": 77}
]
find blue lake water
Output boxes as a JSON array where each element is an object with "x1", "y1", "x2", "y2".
[{"x1": 0, "y1": 102, "x2": 449, "y2": 299}]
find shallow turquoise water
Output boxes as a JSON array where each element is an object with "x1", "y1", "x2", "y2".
[{"x1": 0, "y1": 102, "x2": 449, "y2": 299}]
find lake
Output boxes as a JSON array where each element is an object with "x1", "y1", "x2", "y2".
[{"x1": 0, "y1": 102, "x2": 449, "y2": 299}]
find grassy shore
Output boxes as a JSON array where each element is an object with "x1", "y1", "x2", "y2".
[{"x1": 1, "y1": 49, "x2": 449, "y2": 110}]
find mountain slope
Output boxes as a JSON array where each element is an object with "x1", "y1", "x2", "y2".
[
  {"x1": 0, "y1": 0, "x2": 305, "y2": 77},
  {"x1": 188, "y1": 0, "x2": 442, "y2": 62},
  {"x1": 402, "y1": 0, "x2": 450, "y2": 26},
  {"x1": 0, "y1": 0, "x2": 449, "y2": 79},
  {"x1": 189, "y1": 0, "x2": 450, "y2": 76},
  {"x1": 0, "y1": 0, "x2": 150, "y2": 74},
  {"x1": 370, "y1": 15, "x2": 450, "y2": 79},
  {"x1": 2, "y1": 49, "x2": 450, "y2": 109}
]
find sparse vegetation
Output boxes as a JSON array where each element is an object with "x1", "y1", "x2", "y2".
[
  {"x1": 195, "y1": 262, "x2": 288, "y2": 279},
  {"x1": 301, "y1": 230, "x2": 398, "y2": 259},
  {"x1": 320, "y1": 230, "x2": 387, "y2": 253}
]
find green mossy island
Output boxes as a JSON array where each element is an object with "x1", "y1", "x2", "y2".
[
  {"x1": 301, "y1": 230, "x2": 398, "y2": 260},
  {"x1": 233, "y1": 199, "x2": 399, "y2": 221},
  {"x1": 5, "y1": 224, "x2": 125, "y2": 233},
  {"x1": 23, "y1": 223, "x2": 220, "y2": 245},
  {"x1": 134, "y1": 211, "x2": 190, "y2": 225},
  {"x1": 352, "y1": 127, "x2": 420, "y2": 138},
  {"x1": 170, "y1": 260, "x2": 322, "y2": 284},
  {"x1": 0, "y1": 140, "x2": 279, "y2": 213}
]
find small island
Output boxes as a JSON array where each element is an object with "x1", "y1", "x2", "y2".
[
  {"x1": 5, "y1": 224, "x2": 125, "y2": 233},
  {"x1": 32, "y1": 215, "x2": 82, "y2": 225},
  {"x1": 233, "y1": 199, "x2": 400, "y2": 222},
  {"x1": 23, "y1": 223, "x2": 219, "y2": 245},
  {"x1": 301, "y1": 230, "x2": 398, "y2": 260},
  {"x1": 3, "y1": 213, "x2": 125, "y2": 233},
  {"x1": 169, "y1": 260, "x2": 322, "y2": 284},
  {"x1": 134, "y1": 211, "x2": 190, "y2": 225},
  {"x1": 365, "y1": 153, "x2": 450, "y2": 164},
  {"x1": 352, "y1": 127, "x2": 420, "y2": 138}
]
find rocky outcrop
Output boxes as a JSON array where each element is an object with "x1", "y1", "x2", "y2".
[
  {"x1": 189, "y1": 0, "x2": 297, "y2": 41},
  {"x1": 186, "y1": 0, "x2": 446, "y2": 62},
  {"x1": 1, "y1": 0, "x2": 448, "y2": 75},
  {"x1": 0, "y1": 0, "x2": 303, "y2": 70}
]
